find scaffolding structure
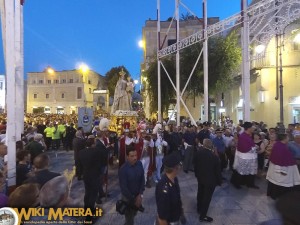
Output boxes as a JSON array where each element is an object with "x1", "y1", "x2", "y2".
[{"x1": 156, "y1": 0, "x2": 300, "y2": 126}]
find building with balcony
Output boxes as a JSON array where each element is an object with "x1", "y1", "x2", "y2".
[
  {"x1": 223, "y1": 20, "x2": 300, "y2": 126},
  {"x1": 27, "y1": 69, "x2": 106, "y2": 114},
  {"x1": 0, "y1": 75, "x2": 5, "y2": 113}
]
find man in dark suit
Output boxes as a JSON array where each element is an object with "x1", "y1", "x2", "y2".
[
  {"x1": 95, "y1": 130, "x2": 110, "y2": 204},
  {"x1": 78, "y1": 135, "x2": 102, "y2": 223},
  {"x1": 72, "y1": 130, "x2": 86, "y2": 179},
  {"x1": 24, "y1": 153, "x2": 60, "y2": 188},
  {"x1": 194, "y1": 138, "x2": 222, "y2": 223}
]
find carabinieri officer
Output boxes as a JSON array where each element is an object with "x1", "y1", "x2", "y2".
[{"x1": 155, "y1": 152, "x2": 185, "y2": 225}]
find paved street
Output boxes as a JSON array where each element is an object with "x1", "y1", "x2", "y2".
[{"x1": 48, "y1": 150, "x2": 283, "y2": 225}]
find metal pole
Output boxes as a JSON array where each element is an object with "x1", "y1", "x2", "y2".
[
  {"x1": 175, "y1": 0, "x2": 180, "y2": 126},
  {"x1": 157, "y1": 0, "x2": 162, "y2": 122},
  {"x1": 203, "y1": 0, "x2": 208, "y2": 122},
  {"x1": 275, "y1": 0, "x2": 279, "y2": 101},
  {"x1": 242, "y1": 0, "x2": 251, "y2": 121},
  {"x1": 3, "y1": 0, "x2": 17, "y2": 187},
  {"x1": 15, "y1": 0, "x2": 24, "y2": 141},
  {"x1": 279, "y1": 33, "x2": 284, "y2": 124}
]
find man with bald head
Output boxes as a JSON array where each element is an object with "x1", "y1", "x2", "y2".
[
  {"x1": 194, "y1": 138, "x2": 222, "y2": 222},
  {"x1": 24, "y1": 153, "x2": 60, "y2": 188},
  {"x1": 73, "y1": 130, "x2": 86, "y2": 180}
]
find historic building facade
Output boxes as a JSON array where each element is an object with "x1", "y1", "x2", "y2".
[
  {"x1": 27, "y1": 69, "x2": 106, "y2": 114},
  {"x1": 223, "y1": 20, "x2": 300, "y2": 126}
]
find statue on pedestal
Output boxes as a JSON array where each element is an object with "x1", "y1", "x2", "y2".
[
  {"x1": 111, "y1": 69, "x2": 131, "y2": 114},
  {"x1": 126, "y1": 76, "x2": 134, "y2": 111}
]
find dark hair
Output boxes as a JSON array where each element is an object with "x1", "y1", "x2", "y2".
[
  {"x1": 277, "y1": 133, "x2": 287, "y2": 141},
  {"x1": 125, "y1": 143, "x2": 136, "y2": 156},
  {"x1": 252, "y1": 132, "x2": 261, "y2": 139},
  {"x1": 16, "y1": 140, "x2": 24, "y2": 150},
  {"x1": 17, "y1": 150, "x2": 29, "y2": 161},
  {"x1": 33, "y1": 153, "x2": 50, "y2": 169},
  {"x1": 86, "y1": 138, "x2": 95, "y2": 147}
]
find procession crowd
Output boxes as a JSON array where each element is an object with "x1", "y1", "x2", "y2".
[{"x1": 0, "y1": 114, "x2": 300, "y2": 225}]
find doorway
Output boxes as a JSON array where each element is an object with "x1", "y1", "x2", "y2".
[{"x1": 292, "y1": 106, "x2": 300, "y2": 123}]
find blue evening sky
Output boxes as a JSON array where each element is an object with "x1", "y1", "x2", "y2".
[{"x1": 0, "y1": 0, "x2": 251, "y2": 81}]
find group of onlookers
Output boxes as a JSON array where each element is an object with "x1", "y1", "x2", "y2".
[
  {"x1": 1, "y1": 113, "x2": 300, "y2": 224},
  {"x1": 117, "y1": 118, "x2": 300, "y2": 224}
]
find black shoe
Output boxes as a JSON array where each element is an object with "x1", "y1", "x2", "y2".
[
  {"x1": 247, "y1": 184, "x2": 259, "y2": 189},
  {"x1": 180, "y1": 214, "x2": 187, "y2": 224},
  {"x1": 99, "y1": 193, "x2": 110, "y2": 198},
  {"x1": 233, "y1": 183, "x2": 242, "y2": 189},
  {"x1": 96, "y1": 198, "x2": 102, "y2": 204},
  {"x1": 199, "y1": 216, "x2": 213, "y2": 222},
  {"x1": 184, "y1": 170, "x2": 188, "y2": 174}
]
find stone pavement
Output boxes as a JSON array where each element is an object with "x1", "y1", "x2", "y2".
[{"x1": 48, "y1": 150, "x2": 283, "y2": 225}]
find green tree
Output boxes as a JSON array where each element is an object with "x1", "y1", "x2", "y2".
[
  {"x1": 105, "y1": 66, "x2": 131, "y2": 98},
  {"x1": 145, "y1": 32, "x2": 241, "y2": 115},
  {"x1": 208, "y1": 31, "x2": 242, "y2": 94},
  {"x1": 145, "y1": 55, "x2": 176, "y2": 114}
]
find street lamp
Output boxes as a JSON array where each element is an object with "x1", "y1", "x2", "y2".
[
  {"x1": 78, "y1": 63, "x2": 89, "y2": 108},
  {"x1": 46, "y1": 66, "x2": 54, "y2": 75},
  {"x1": 79, "y1": 63, "x2": 89, "y2": 74},
  {"x1": 138, "y1": 40, "x2": 144, "y2": 49},
  {"x1": 255, "y1": 44, "x2": 266, "y2": 54},
  {"x1": 78, "y1": 63, "x2": 89, "y2": 83}
]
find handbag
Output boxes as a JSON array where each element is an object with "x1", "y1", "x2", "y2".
[{"x1": 116, "y1": 200, "x2": 128, "y2": 215}]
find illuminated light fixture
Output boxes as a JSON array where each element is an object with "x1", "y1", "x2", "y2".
[
  {"x1": 79, "y1": 63, "x2": 89, "y2": 73},
  {"x1": 47, "y1": 67, "x2": 54, "y2": 74},
  {"x1": 138, "y1": 40, "x2": 144, "y2": 48},
  {"x1": 237, "y1": 99, "x2": 243, "y2": 107},
  {"x1": 93, "y1": 90, "x2": 108, "y2": 94},
  {"x1": 219, "y1": 108, "x2": 226, "y2": 113},
  {"x1": 255, "y1": 44, "x2": 265, "y2": 54},
  {"x1": 293, "y1": 33, "x2": 300, "y2": 44},
  {"x1": 289, "y1": 96, "x2": 300, "y2": 105},
  {"x1": 259, "y1": 91, "x2": 265, "y2": 103}
]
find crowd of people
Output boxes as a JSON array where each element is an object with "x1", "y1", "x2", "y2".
[{"x1": 0, "y1": 113, "x2": 300, "y2": 224}]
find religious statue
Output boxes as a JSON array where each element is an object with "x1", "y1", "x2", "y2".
[
  {"x1": 111, "y1": 69, "x2": 131, "y2": 114},
  {"x1": 126, "y1": 76, "x2": 134, "y2": 110}
]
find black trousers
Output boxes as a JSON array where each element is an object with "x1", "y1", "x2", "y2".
[
  {"x1": 197, "y1": 182, "x2": 215, "y2": 217},
  {"x1": 225, "y1": 147, "x2": 234, "y2": 170},
  {"x1": 122, "y1": 195, "x2": 138, "y2": 225},
  {"x1": 230, "y1": 170, "x2": 255, "y2": 186},
  {"x1": 75, "y1": 159, "x2": 82, "y2": 178},
  {"x1": 45, "y1": 137, "x2": 52, "y2": 150},
  {"x1": 83, "y1": 176, "x2": 101, "y2": 212},
  {"x1": 218, "y1": 152, "x2": 228, "y2": 171},
  {"x1": 98, "y1": 167, "x2": 106, "y2": 198}
]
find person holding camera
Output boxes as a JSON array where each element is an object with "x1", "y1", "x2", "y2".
[{"x1": 119, "y1": 144, "x2": 145, "y2": 225}]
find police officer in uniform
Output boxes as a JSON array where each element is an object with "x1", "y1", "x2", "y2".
[{"x1": 155, "y1": 153, "x2": 186, "y2": 225}]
